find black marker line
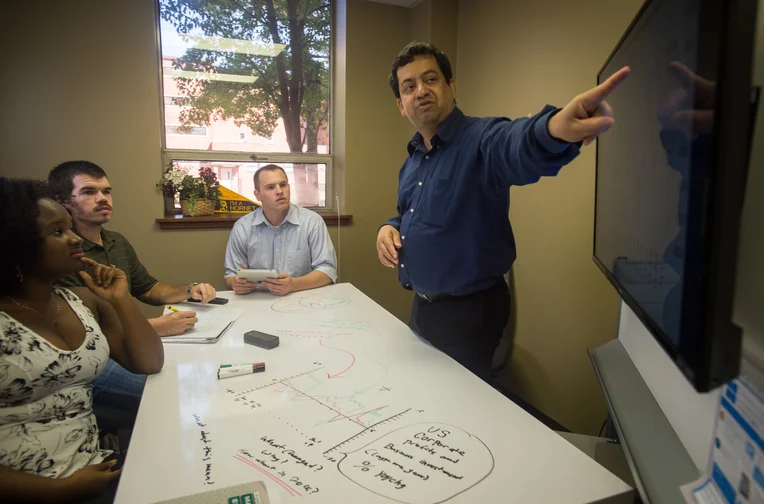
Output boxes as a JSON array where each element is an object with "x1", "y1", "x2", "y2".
[
  {"x1": 323, "y1": 408, "x2": 412, "y2": 454},
  {"x1": 234, "y1": 366, "x2": 324, "y2": 395},
  {"x1": 279, "y1": 381, "x2": 364, "y2": 427}
]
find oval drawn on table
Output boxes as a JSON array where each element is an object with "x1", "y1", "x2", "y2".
[{"x1": 336, "y1": 422, "x2": 494, "y2": 504}]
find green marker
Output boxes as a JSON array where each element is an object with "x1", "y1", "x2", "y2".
[{"x1": 219, "y1": 363, "x2": 260, "y2": 369}]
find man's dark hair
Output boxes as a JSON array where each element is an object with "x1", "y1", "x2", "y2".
[
  {"x1": 0, "y1": 178, "x2": 52, "y2": 296},
  {"x1": 389, "y1": 41, "x2": 453, "y2": 99},
  {"x1": 253, "y1": 164, "x2": 288, "y2": 191},
  {"x1": 48, "y1": 160, "x2": 108, "y2": 204}
]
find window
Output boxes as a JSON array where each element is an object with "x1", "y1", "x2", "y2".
[
  {"x1": 165, "y1": 125, "x2": 207, "y2": 136},
  {"x1": 157, "y1": 0, "x2": 333, "y2": 209},
  {"x1": 174, "y1": 159, "x2": 328, "y2": 207}
]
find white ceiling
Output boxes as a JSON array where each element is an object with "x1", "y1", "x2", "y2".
[{"x1": 364, "y1": 0, "x2": 423, "y2": 8}]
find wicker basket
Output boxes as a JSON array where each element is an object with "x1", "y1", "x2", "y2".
[{"x1": 180, "y1": 198, "x2": 216, "y2": 217}]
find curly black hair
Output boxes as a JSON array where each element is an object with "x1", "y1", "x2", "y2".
[
  {"x1": 389, "y1": 41, "x2": 453, "y2": 99},
  {"x1": 48, "y1": 160, "x2": 108, "y2": 204},
  {"x1": 0, "y1": 178, "x2": 52, "y2": 296}
]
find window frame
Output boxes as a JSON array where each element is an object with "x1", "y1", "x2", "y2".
[{"x1": 153, "y1": 0, "x2": 339, "y2": 214}]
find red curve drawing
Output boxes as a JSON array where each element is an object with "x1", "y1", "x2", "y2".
[{"x1": 319, "y1": 339, "x2": 356, "y2": 379}]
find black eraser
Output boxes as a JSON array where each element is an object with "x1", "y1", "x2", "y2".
[{"x1": 243, "y1": 330, "x2": 280, "y2": 349}]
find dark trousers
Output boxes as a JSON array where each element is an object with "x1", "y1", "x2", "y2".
[{"x1": 409, "y1": 279, "x2": 511, "y2": 382}]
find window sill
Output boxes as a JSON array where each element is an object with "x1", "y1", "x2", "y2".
[{"x1": 155, "y1": 213, "x2": 353, "y2": 229}]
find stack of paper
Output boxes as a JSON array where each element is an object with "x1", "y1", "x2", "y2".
[{"x1": 161, "y1": 304, "x2": 245, "y2": 344}]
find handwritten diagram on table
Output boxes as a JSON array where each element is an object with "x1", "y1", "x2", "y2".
[
  {"x1": 202, "y1": 331, "x2": 494, "y2": 504},
  {"x1": 117, "y1": 284, "x2": 632, "y2": 504}
]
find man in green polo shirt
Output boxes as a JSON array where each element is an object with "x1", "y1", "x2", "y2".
[{"x1": 49, "y1": 160, "x2": 217, "y2": 409}]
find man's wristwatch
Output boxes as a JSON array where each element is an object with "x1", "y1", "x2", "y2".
[{"x1": 186, "y1": 282, "x2": 199, "y2": 299}]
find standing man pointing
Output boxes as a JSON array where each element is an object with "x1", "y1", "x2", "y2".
[{"x1": 377, "y1": 42, "x2": 629, "y2": 382}]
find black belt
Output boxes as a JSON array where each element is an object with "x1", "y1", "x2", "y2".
[
  {"x1": 416, "y1": 292, "x2": 453, "y2": 302},
  {"x1": 415, "y1": 278, "x2": 504, "y2": 303}
]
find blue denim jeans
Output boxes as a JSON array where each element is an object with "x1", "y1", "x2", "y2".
[{"x1": 91, "y1": 358, "x2": 146, "y2": 414}]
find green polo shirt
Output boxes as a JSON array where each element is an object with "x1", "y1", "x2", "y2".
[{"x1": 57, "y1": 228, "x2": 159, "y2": 298}]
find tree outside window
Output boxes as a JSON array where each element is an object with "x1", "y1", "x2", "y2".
[{"x1": 158, "y1": 0, "x2": 332, "y2": 207}]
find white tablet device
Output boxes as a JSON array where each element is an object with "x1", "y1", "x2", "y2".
[{"x1": 236, "y1": 268, "x2": 279, "y2": 282}]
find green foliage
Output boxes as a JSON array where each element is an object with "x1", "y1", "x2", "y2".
[
  {"x1": 160, "y1": 0, "x2": 331, "y2": 153},
  {"x1": 156, "y1": 164, "x2": 188, "y2": 197},
  {"x1": 157, "y1": 163, "x2": 220, "y2": 202}
]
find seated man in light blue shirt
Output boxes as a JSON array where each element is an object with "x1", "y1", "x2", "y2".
[{"x1": 224, "y1": 164, "x2": 338, "y2": 296}]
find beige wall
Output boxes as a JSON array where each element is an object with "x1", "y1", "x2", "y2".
[
  {"x1": 410, "y1": 0, "x2": 459, "y2": 77},
  {"x1": 344, "y1": 0, "x2": 416, "y2": 321},
  {"x1": 456, "y1": 0, "x2": 645, "y2": 434},
  {"x1": 429, "y1": 0, "x2": 459, "y2": 70},
  {"x1": 411, "y1": 0, "x2": 432, "y2": 43}
]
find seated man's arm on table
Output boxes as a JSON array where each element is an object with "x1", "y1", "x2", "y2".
[
  {"x1": 139, "y1": 281, "x2": 220, "y2": 337},
  {"x1": 224, "y1": 218, "x2": 260, "y2": 294},
  {"x1": 263, "y1": 270, "x2": 333, "y2": 296},
  {"x1": 263, "y1": 216, "x2": 337, "y2": 296},
  {"x1": 138, "y1": 281, "x2": 215, "y2": 305},
  {"x1": 122, "y1": 238, "x2": 215, "y2": 306}
]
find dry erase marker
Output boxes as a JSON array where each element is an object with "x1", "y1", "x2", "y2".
[
  {"x1": 217, "y1": 363, "x2": 265, "y2": 380},
  {"x1": 218, "y1": 362, "x2": 264, "y2": 373},
  {"x1": 219, "y1": 362, "x2": 265, "y2": 370},
  {"x1": 167, "y1": 306, "x2": 179, "y2": 313}
]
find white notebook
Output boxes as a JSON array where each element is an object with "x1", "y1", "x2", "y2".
[{"x1": 160, "y1": 304, "x2": 244, "y2": 344}]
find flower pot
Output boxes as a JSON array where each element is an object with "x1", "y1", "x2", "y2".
[
  {"x1": 164, "y1": 196, "x2": 180, "y2": 214},
  {"x1": 180, "y1": 198, "x2": 216, "y2": 217}
]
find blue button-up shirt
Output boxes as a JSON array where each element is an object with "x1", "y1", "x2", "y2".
[
  {"x1": 224, "y1": 203, "x2": 338, "y2": 282},
  {"x1": 384, "y1": 106, "x2": 581, "y2": 296}
]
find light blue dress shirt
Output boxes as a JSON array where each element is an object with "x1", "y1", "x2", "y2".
[{"x1": 224, "y1": 203, "x2": 338, "y2": 283}]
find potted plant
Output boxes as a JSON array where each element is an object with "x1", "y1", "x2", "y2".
[
  {"x1": 156, "y1": 164, "x2": 187, "y2": 214},
  {"x1": 178, "y1": 166, "x2": 221, "y2": 217}
]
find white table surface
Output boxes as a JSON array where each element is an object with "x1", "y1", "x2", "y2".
[{"x1": 114, "y1": 283, "x2": 632, "y2": 504}]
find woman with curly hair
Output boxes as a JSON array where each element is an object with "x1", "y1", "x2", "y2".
[{"x1": 0, "y1": 178, "x2": 164, "y2": 503}]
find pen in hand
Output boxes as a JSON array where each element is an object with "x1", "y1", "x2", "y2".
[{"x1": 167, "y1": 306, "x2": 180, "y2": 313}]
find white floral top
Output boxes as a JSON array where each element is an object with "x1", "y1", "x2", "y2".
[{"x1": 0, "y1": 287, "x2": 111, "y2": 478}]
